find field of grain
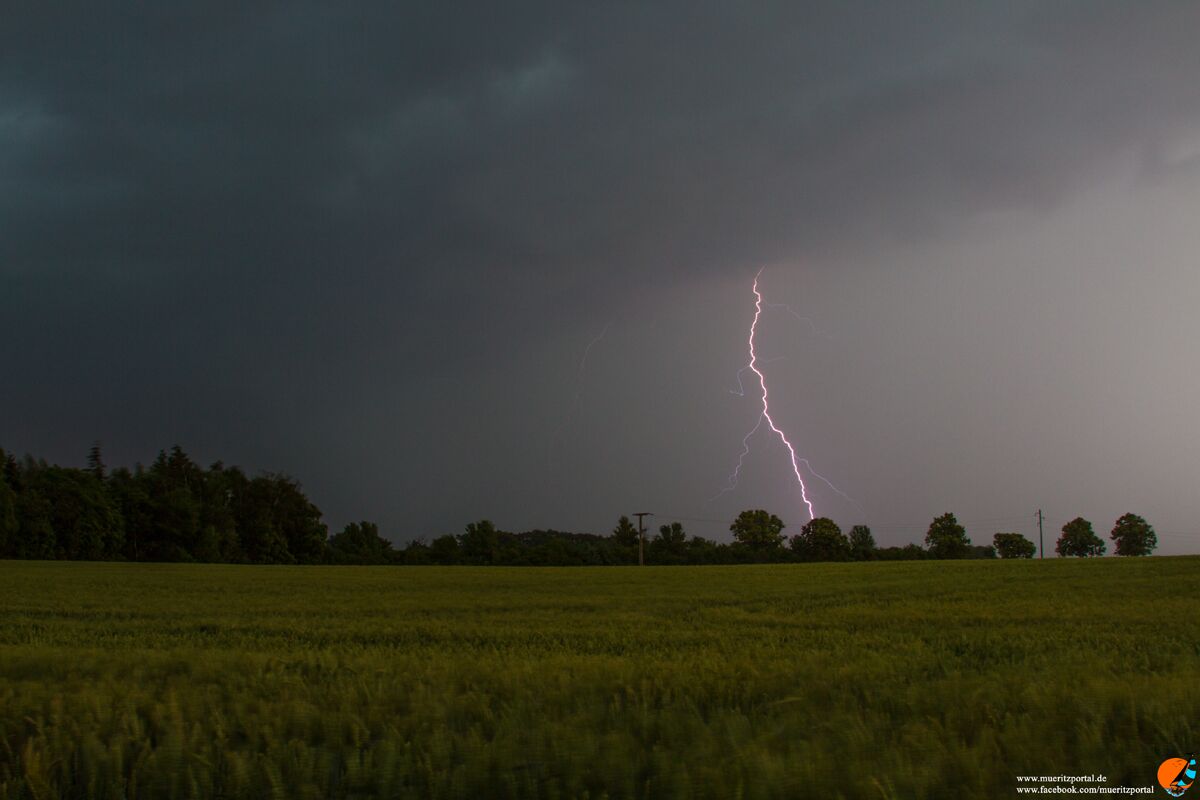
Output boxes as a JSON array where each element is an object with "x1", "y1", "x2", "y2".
[{"x1": 1, "y1": 558, "x2": 1197, "y2": 798}]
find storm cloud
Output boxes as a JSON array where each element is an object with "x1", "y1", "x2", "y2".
[{"x1": 4, "y1": 2, "x2": 1200, "y2": 551}]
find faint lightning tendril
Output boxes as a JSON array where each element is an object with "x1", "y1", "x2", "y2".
[
  {"x1": 575, "y1": 322, "x2": 611, "y2": 388},
  {"x1": 548, "y1": 322, "x2": 612, "y2": 472},
  {"x1": 764, "y1": 302, "x2": 833, "y2": 340},
  {"x1": 710, "y1": 414, "x2": 763, "y2": 501}
]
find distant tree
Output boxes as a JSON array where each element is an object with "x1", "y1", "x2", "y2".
[
  {"x1": 401, "y1": 538, "x2": 432, "y2": 565},
  {"x1": 259, "y1": 473, "x2": 328, "y2": 564},
  {"x1": 730, "y1": 509, "x2": 786, "y2": 552},
  {"x1": 191, "y1": 525, "x2": 224, "y2": 563},
  {"x1": 993, "y1": 532, "x2": 1036, "y2": 559},
  {"x1": 429, "y1": 534, "x2": 461, "y2": 565},
  {"x1": 86, "y1": 442, "x2": 106, "y2": 481},
  {"x1": 649, "y1": 521, "x2": 688, "y2": 563},
  {"x1": 611, "y1": 515, "x2": 639, "y2": 547},
  {"x1": 876, "y1": 543, "x2": 927, "y2": 561},
  {"x1": 526, "y1": 536, "x2": 565, "y2": 566},
  {"x1": 0, "y1": 450, "x2": 16, "y2": 556},
  {"x1": 197, "y1": 462, "x2": 243, "y2": 562},
  {"x1": 789, "y1": 517, "x2": 849, "y2": 562},
  {"x1": 848, "y1": 525, "x2": 876, "y2": 561},
  {"x1": 225, "y1": 472, "x2": 325, "y2": 564},
  {"x1": 143, "y1": 448, "x2": 202, "y2": 560},
  {"x1": 459, "y1": 519, "x2": 504, "y2": 564},
  {"x1": 151, "y1": 486, "x2": 202, "y2": 560},
  {"x1": 967, "y1": 544, "x2": 997, "y2": 559},
  {"x1": 233, "y1": 477, "x2": 294, "y2": 564},
  {"x1": 330, "y1": 521, "x2": 394, "y2": 564},
  {"x1": 165, "y1": 445, "x2": 203, "y2": 488},
  {"x1": 924, "y1": 512, "x2": 970, "y2": 559},
  {"x1": 14, "y1": 486, "x2": 56, "y2": 560},
  {"x1": 1, "y1": 450, "x2": 18, "y2": 491},
  {"x1": 107, "y1": 466, "x2": 154, "y2": 560},
  {"x1": 1056, "y1": 517, "x2": 1105, "y2": 557},
  {"x1": 656, "y1": 522, "x2": 686, "y2": 550},
  {"x1": 685, "y1": 535, "x2": 728, "y2": 565},
  {"x1": 1110, "y1": 513, "x2": 1156, "y2": 557},
  {"x1": 36, "y1": 467, "x2": 123, "y2": 559}
]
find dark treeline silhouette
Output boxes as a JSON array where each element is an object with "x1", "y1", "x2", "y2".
[
  {"x1": 0, "y1": 445, "x2": 1155, "y2": 565},
  {"x1": 1, "y1": 444, "x2": 328, "y2": 564}
]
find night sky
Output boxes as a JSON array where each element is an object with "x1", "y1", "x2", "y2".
[{"x1": 5, "y1": 3, "x2": 1200, "y2": 552}]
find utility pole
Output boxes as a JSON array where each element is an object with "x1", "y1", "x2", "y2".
[
  {"x1": 633, "y1": 512, "x2": 652, "y2": 566},
  {"x1": 1037, "y1": 509, "x2": 1044, "y2": 559}
]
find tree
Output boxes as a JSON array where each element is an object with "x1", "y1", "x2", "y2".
[
  {"x1": 86, "y1": 442, "x2": 106, "y2": 481},
  {"x1": 730, "y1": 509, "x2": 786, "y2": 552},
  {"x1": 144, "y1": 448, "x2": 203, "y2": 560},
  {"x1": 330, "y1": 521, "x2": 394, "y2": 564},
  {"x1": 993, "y1": 532, "x2": 1036, "y2": 559},
  {"x1": 459, "y1": 519, "x2": 503, "y2": 564},
  {"x1": 14, "y1": 487, "x2": 56, "y2": 560},
  {"x1": 686, "y1": 535, "x2": 728, "y2": 565},
  {"x1": 1056, "y1": 517, "x2": 1105, "y2": 557},
  {"x1": 876, "y1": 543, "x2": 927, "y2": 560},
  {"x1": 401, "y1": 538, "x2": 432, "y2": 565},
  {"x1": 107, "y1": 466, "x2": 155, "y2": 561},
  {"x1": 232, "y1": 476, "x2": 294, "y2": 563},
  {"x1": 924, "y1": 512, "x2": 970, "y2": 559},
  {"x1": 1, "y1": 450, "x2": 18, "y2": 491},
  {"x1": 848, "y1": 525, "x2": 876, "y2": 561},
  {"x1": 968, "y1": 544, "x2": 997, "y2": 559},
  {"x1": 789, "y1": 517, "x2": 849, "y2": 561},
  {"x1": 197, "y1": 462, "x2": 243, "y2": 562},
  {"x1": 36, "y1": 467, "x2": 123, "y2": 560},
  {"x1": 611, "y1": 515, "x2": 639, "y2": 547},
  {"x1": 1110, "y1": 513, "x2": 1156, "y2": 557},
  {"x1": 429, "y1": 534, "x2": 462, "y2": 564},
  {"x1": 259, "y1": 473, "x2": 328, "y2": 564},
  {"x1": 0, "y1": 452, "x2": 16, "y2": 557},
  {"x1": 656, "y1": 522, "x2": 686, "y2": 549},
  {"x1": 651, "y1": 521, "x2": 688, "y2": 563},
  {"x1": 151, "y1": 486, "x2": 202, "y2": 560}
]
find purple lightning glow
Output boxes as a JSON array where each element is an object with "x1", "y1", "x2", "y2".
[{"x1": 712, "y1": 270, "x2": 855, "y2": 518}]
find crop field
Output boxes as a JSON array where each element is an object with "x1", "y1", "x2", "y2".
[{"x1": 1, "y1": 558, "x2": 1197, "y2": 799}]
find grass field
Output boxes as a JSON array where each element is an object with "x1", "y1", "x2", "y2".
[{"x1": 1, "y1": 558, "x2": 1197, "y2": 799}]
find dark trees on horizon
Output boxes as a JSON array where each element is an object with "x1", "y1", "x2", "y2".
[{"x1": 0, "y1": 443, "x2": 1156, "y2": 566}]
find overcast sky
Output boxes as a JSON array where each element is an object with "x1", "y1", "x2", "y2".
[{"x1": 4, "y1": 2, "x2": 1200, "y2": 552}]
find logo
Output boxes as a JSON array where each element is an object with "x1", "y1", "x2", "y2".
[{"x1": 1158, "y1": 755, "x2": 1197, "y2": 797}]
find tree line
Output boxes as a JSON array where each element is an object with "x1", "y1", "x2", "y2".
[{"x1": 0, "y1": 444, "x2": 1157, "y2": 565}]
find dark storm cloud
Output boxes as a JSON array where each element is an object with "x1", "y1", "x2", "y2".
[{"x1": 4, "y1": 2, "x2": 1200, "y2": 541}]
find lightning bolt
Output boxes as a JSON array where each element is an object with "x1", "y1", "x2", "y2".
[
  {"x1": 713, "y1": 270, "x2": 849, "y2": 519},
  {"x1": 746, "y1": 270, "x2": 815, "y2": 520}
]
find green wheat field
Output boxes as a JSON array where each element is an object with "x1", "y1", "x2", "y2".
[{"x1": 1, "y1": 558, "x2": 1197, "y2": 799}]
